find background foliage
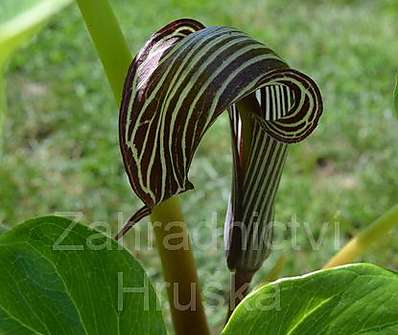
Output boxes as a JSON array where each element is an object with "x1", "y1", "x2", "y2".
[{"x1": 1, "y1": 0, "x2": 397, "y2": 332}]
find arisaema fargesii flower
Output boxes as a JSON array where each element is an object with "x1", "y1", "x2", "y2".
[{"x1": 116, "y1": 18, "x2": 323, "y2": 306}]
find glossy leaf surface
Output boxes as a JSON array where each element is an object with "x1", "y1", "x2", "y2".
[
  {"x1": 223, "y1": 263, "x2": 398, "y2": 334},
  {"x1": 0, "y1": 216, "x2": 166, "y2": 335}
]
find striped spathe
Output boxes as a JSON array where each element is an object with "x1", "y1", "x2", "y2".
[{"x1": 117, "y1": 19, "x2": 323, "y2": 273}]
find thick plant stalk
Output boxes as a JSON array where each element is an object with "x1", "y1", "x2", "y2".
[
  {"x1": 151, "y1": 198, "x2": 209, "y2": 335},
  {"x1": 76, "y1": 0, "x2": 130, "y2": 101},
  {"x1": 324, "y1": 205, "x2": 398, "y2": 268},
  {"x1": 75, "y1": 1, "x2": 209, "y2": 334}
]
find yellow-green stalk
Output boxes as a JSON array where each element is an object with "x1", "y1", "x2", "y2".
[{"x1": 324, "y1": 205, "x2": 398, "y2": 268}]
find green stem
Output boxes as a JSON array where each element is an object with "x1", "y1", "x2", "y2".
[
  {"x1": 324, "y1": 204, "x2": 398, "y2": 269},
  {"x1": 151, "y1": 197, "x2": 209, "y2": 335},
  {"x1": 76, "y1": 0, "x2": 131, "y2": 101},
  {"x1": 76, "y1": 2, "x2": 209, "y2": 334}
]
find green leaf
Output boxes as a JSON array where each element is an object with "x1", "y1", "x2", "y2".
[
  {"x1": 0, "y1": 216, "x2": 167, "y2": 335},
  {"x1": 0, "y1": 0, "x2": 72, "y2": 65},
  {"x1": 223, "y1": 263, "x2": 398, "y2": 335}
]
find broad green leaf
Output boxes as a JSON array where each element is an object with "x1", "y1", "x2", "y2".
[
  {"x1": 0, "y1": 216, "x2": 167, "y2": 335},
  {"x1": 0, "y1": 0, "x2": 72, "y2": 65},
  {"x1": 223, "y1": 263, "x2": 398, "y2": 335}
]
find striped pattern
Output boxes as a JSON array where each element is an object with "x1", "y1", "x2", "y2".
[
  {"x1": 225, "y1": 96, "x2": 288, "y2": 272},
  {"x1": 256, "y1": 70, "x2": 322, "y2": 143},
  {"x1": 257, "y1": 84, "x2": 294, "y2": 120},
  {"x1": 118, "y1": 19, "x2": 323, "y2": 272}
]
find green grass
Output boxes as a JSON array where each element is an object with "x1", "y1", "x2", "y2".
[{"x1": 1, "y1": 0, "x2": 398, "y2": 332}]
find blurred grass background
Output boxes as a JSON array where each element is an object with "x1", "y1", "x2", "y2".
[{"x1": 1, "y1": 0, "x2": 398, "y2": 332}]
